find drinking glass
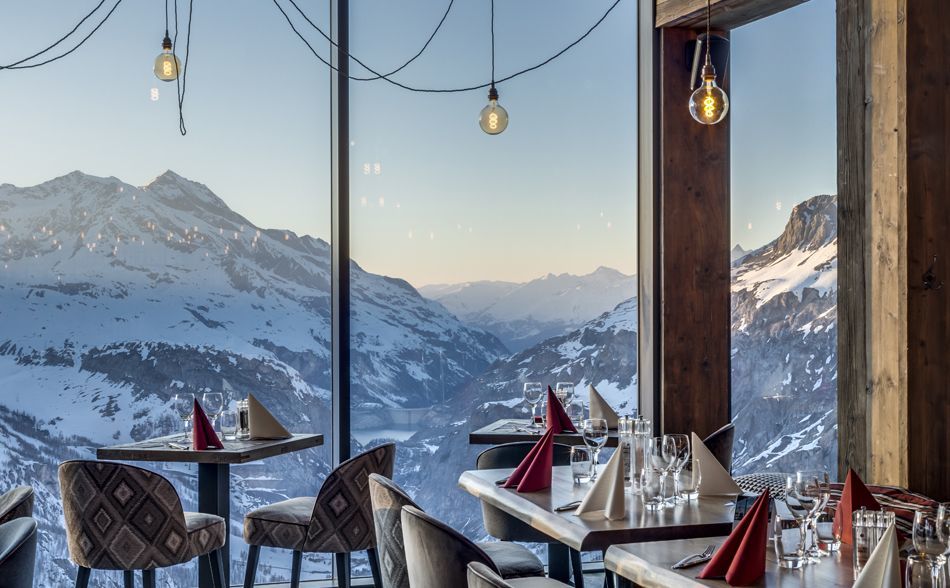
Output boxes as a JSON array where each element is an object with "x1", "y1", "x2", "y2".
[
  {"x1": 907, "y1": 555, "x2": 947, "y2": 588},
  {"x1": 640, "y1": 467, "x2": 666, "y2": 510},
  {"x1": 680, "y1": 458, "x2": 701, "y2": 500},
  {"x1": 815, "y1": 507, "x2": 840, "y2": 552},
  {"x1": 567, "y1": 398, "x2": 585, "y2": 426},
  {"x1": 173, "y1": 392, "x2": 194, "y2": 441},
  {"x1": 570, "y1": 446, "x2": 592, "y2": 484},
  {"x1": 915, "y1": 510, "x2": 948, "y2": 586},
  {"x1": 664, "y1": 434, "x2": 690, "y2": 503},
  {"x1": 582, "y1": 418, "x2": 608, "y2": 482},
  {"x1": 202, "y1": 391, "x2": 224, "y2": 431},
  {"x1": 937, "y1": 502, "x2": 950, "y2": 554},
  {"x1": 774, "y1": 511, "x2": 805, "y2": 569},
  {"x1": 523, "y1": 382, "x2": 544, "y2": 428},
  {"x1": 785, "y1": 472, "x2": 823, "y2": 565},
  {"x1": 219, "y1": 410, "x2": 238, "y2": 441},
  {"x1": 797, "y1": 470, "x2": 831, "y2": 559},
  {"x1": 555, "y1": 382, "x2": 575, "y2": 409}
]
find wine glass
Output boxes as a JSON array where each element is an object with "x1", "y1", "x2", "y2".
[
  {"x1": 555, "y1": 382, "x2": 575, "y2": 409},
  {"x1": 785, "y1": 472, "x2": 823, "y2": 565},
  {"x1": 202, "y1": 391, "x2": 224, "y2": 431},
  {"x1": 523, "y1": 382, "x2": 543, "y2": 428},
  {"x1": 173, "y1": 392, "x2": 194, "y2": 441},
  {"x1": 663, "y1": 434, "x2": 690, "y2": 503},
  {"x1": 914, "y1": 509, "x2": 948, "y2": 586},
  {"x1": 582, "y1": 418, "x2": 608, "y2": 482},
  {"x1": 797, "y1": 470, "x2": 831, "y2": 559},
  {"x1": 936, "y1": 503, "x2": 950, "y2": 553}
]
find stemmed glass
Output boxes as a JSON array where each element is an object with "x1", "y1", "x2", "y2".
[
  {"x1": 785, "y1": 472, "x2": 825, "y2": 565},
  {"x1": 555, "y1": 382, "x2": 575, "y2": 409},
  {"x1": 914, "y1": 509, "x2": 948, "y2": 586},
  {"x1": 202, "y1": 391, "x2": 224, "y2": 432},
  {"x1": 582, "y1": 418, "x2": 608, "y2": 482},
  {"x1": 648, "y1": 437, "x2": 673, "y2": 505},
  {"x1": 173, "y1": 392, "x2": 194, "y2": 441},
  {"x1": 664, "y1": 434, "x2": 690, "y2": 503},
  {"x1": 798, "y1": 470, "x2": 831, "y2": 559},
  {"x1": 523, "y1": 382, "x2": 544, "y2": 428}
]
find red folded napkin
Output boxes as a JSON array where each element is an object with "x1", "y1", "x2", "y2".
[
  {"x1": 545, "y1": 386, "x2": 577, "y2": 434},
  {"x1": 833, "y1": 468, "x2": 881, "y2": 544},
  {"x1": 698, "y1": 489, "x2": 770, "y2": 586},
  {"x1": 503, "y1": 428, "x2": 554, "y2": 492},
  {"x1": 192, "y1": 398, "x2": 224, "y2": 450}
]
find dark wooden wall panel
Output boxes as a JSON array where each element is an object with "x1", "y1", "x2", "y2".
[
  {"x1": 658, "y1": 28, "x2": 731, "y2": 439},
  {"x1": 906, "y1": 0, "x2": 950, "y2": 501}
]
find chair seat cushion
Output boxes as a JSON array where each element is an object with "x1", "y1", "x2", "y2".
[
  {"x1": 477, "y1": 541, "x2": 545, "y2": 578},
  {"x1": 508, "y1": 578, "x2": 572, "y2": 588},
  {"x1": 0, "y1": 487, "x2": 33, "y2": 527},
  {"x1": 183, "y1": 512, "x2": 226, "y2": 558},
  {"x1": 243, "y1": 497, "x2": 316, "y2": 551}
]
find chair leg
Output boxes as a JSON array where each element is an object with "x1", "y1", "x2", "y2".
[
  {"x1": 123, "y1": 570, "x2": 134, "y2": 588},
  {"x1": 75, "y1": 567, "x2": 91, "y2": 588},
  {"x1": 335, "y1": 552, "x2": 351, "y2": 588},
  {"x1": 367, "y1": 548, "x2": 382, "y2": 588},
  {"x1": 570, "y1": 549, "x2": 584, "y2": 588},
  {"x1": 291, "y1": 550, "x2": 303, "y2": 588},
  {"x1": 243, "y1": 545, "x2": 261, "y2": 588},
  {"x1": 602, "y1": 552, "x2": 615, "y2": 588},
  {"x1": 141, "y1": 569, "x2": 156, "y2": 588},
  {"x1": 209, "y1": 549, "x2": 227, "y2": 588}
]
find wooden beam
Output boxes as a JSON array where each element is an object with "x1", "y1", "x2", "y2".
[
  {"x1": 656, "y1": 0, "x2": 808, "y2": 30},
  {"x1": 658, "y1": 27, "x2": 731, "y2": 439}
]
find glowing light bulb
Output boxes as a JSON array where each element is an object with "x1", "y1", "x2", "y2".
[
  {"x1": 479, "y1": 86, "x2": 509, "y2": 135},
  {"x1": 689, "y1": 59, "x2": 729, "y2": 125},
  {"x1": 153, "y1": 35, "x2": 181, "y2": 82}
]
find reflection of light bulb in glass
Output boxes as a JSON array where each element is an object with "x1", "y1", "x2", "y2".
[
  {"x1": 479, "y1": 86, "x2": 509, "y2": 135},
  {"x1": 153, "y1": 35, "x2": 181, "y2": 82},
  {"x1": 689, "y1": 58, "x2": 728, "y2": 125}
]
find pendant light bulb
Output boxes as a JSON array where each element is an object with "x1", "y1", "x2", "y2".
[
  {"x1": 479, "y1": 86, "x2": 509, "y2": 135},
  {"x1": 689, "y1": 59, "x2": 729, "y2": 125},
  {"x1": 153, "y1": 34, "x2": 181, "y2": 82}
]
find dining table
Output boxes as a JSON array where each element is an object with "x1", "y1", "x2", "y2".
[
  {"x1": 458, "y1": 465, "x2": 737, "y2": 583},
  {"x1": 605, "y1": 537, "x2": 856, "y2": 587},
  {"x1": 97, "y1": 432, "x2": 324, "y2": 588},
  {"x1": 469, "y1": 418, "x2": 621, "y2": 447}
]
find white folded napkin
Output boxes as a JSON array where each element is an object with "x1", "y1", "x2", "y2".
[
  {"x1": 691, "y1": 432, "x2": 740, "y2": 496},
  {"x1": 588, "y1": 385, "x2": 620, "y2": 429},
  {"x1": 248, "y1": 393, "x2": 292, "y2": 440},
  {"x1": 575, "y1": 446, "x2": 625, "y2": 520},
  {"x1": 853, "y1": 524, "x2": 901, "y2": 588}
]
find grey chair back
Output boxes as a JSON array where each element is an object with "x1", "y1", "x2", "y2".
[
  {"x1": 467, "y1": 561, "x2": 510, "y2": 588},
  {"x1": 703, "y1": 423, "x2": 735, "y2": 474},
  {"x1": 369, "y1": 474, "x2": 421, "y2": 588},
  {"x1": 0, "y1": 486, "x2": 34, "y2": 526},
  {"x1": 401, "y1": 505, "x2": 498, "y2": 588},
  {"x1": 0, "y1": 517, "x2": 37, "y2": 588},
  {"x1": 475, "y1": 442, "x2": 571, "y2": 542}
]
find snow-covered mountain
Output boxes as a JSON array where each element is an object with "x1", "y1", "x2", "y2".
[
  {"x1": 419, "y1": 267, "x2": 637, "y2": 352},
  {"x1": 0, "y1": 170, "x2": 506, "y2": 585},
  {"x1": 730, "y1": 194, "x2": 838, "y2": 474},
  {"x1": 731, "y1": 244, "x2": 748, "y2": 262}
]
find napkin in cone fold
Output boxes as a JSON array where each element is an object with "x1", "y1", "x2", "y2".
[
  {"x1": 545, "y1": 386, "x2": 577, "y2": 434},
  {"x1": 691, "y1": 432, "x2": 740, "y2": 496},
  {"x1": 698, "y1": 489, "x2": 770, "y2": 586},
  {"x1": 588, "y1": 384, "x2": 620, "y2": 429},
  {"x1": 192, "y1": 398, "x2": 223, "y2": 450},
  {"x1": 248, "y1": 393, "x2": 292, "y2": 440},
  {"x1": 574, "y1": 445, "x2": 626, "y2": 520},
  {"x1": 833, "y1": 468, "x2": 881, "y2": 544},
  {"x1": 853, "y1": 524, "x2": 901, "y2": 588},
  {"x1": 503, "y1": 428, "x2": 554, "y2": 492}
]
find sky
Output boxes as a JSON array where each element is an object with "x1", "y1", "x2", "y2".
[{"x1": 0, "y1": 0, "x2": 834, "y2": 285}]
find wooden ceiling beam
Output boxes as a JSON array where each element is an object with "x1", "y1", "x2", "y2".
[{"x1": 656, "y1": 0, "x2": 809, "y2": 30}]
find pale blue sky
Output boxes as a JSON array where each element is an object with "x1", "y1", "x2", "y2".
[{"x1": 0, "y1": 0, "x2": 834, "y2": 284}]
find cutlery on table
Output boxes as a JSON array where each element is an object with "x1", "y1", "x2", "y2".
[
  {"x1": 167, "y1": 442, "x2": 190, "y2": 450},
  {"x1": 495, "y1": 477, "x2": 510, "y2": 486},
  {"x1": 671, "y1": 544, "x2": 716, "y2": 569},
  {"x1": 554, "y1": 500, "x2": 582, "y2": 512}
]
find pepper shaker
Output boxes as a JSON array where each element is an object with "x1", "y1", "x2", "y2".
[{"x1": 237, "y1": 398, "x2": 250, "y2": 440}]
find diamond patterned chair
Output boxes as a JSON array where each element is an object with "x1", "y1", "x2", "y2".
[
  {"x1": 467, "y1": 561, "x2": 571, "y2": 588},
  {"x1": 369, "y1": 473, "x2": 544, "y2": 588},
  {"x1": 0, "y1": 517, "x2": 38, "y2": 588},
  {"x1": 242, "y1": 443, "x2": 396, "y2": 588},
  {"x1": 0, "y1": 486, "x2": 34, "y2": 526},
  {"x1": 58, "y1": 460, "x2": 227, "y2": 588}
]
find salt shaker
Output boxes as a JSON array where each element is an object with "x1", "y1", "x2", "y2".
[{"x1": 237, "y1": 398, "x2": 250, "y2": 440}]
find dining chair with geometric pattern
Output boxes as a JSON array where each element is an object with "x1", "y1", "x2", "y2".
[
  {"x1": 59, "y1": 460, "x2": 227, "y2": 588},
  {"x1": 0, "y1": 486, "x2": 34, "y2": 526},
  {"x1": 242, "y1": 442, "x2": 396, "y2": 588}
]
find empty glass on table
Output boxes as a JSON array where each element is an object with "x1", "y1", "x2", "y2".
[
  {"x1": 555, "y1": 382, "x2": 575, "y2": 409},
  {"x1": 774, "y1": 510, "x2": 805, "y2": 569},
  {"x1": 915, "y1": 509, "x2": 948, "y2": 586},
  {"x1": 570, "y1": 446, "x2": 592, "y2": 484},
  {"x1": 173, "y1": 391, "x2": 194, "y2": 441},
  {"x1": 582, "y1": 418, "x2": 608, "y2": 482},
  {"x1": 907, "y1": 554, "x2": 947, "y2": 588},
  {"x1": 523, "y1": 382, "x2": 544, "y2": 428},
  {"x1": 219, "y1": 409, "x2": 239, "y2": 441},
  {"x1": 664, "y1": 434, "x2": 690, "y2": 503},
  {"x1": 798, "y1": 470, "x2": 831, "y2": 559},
  {"x1": 680, "y1": 458, "x2": 701, "y2": 501},
  {"x1": 785, "y1": 471, "x2": 825, "y2": 565},
  {"x1": 640, "y1": 466, "x2": 666, "y2": 510},
  {"x1": 201, "y1": 391, "x2": 224, "y2": 432}
]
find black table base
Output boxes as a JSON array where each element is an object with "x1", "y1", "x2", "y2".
[{"x1": 198, "y1": 463, "x2": 230, "y2": 588}]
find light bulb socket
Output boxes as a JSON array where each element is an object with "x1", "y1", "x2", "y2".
[
  {"x1": 488, "y1": 86, "x2": 499, "y2": 102},
  {"x1": 701, "y1": 62, "x2": 717, "y2": 80},
  {"x1": 162, "y1": 34, "x2": 173, "y2": 51}
]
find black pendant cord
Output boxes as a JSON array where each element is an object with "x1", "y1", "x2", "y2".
[
  {"x1": 173, "y1": 0, "x2": 195, "y2": 136},
  {"x1": 164, "y1": 0, "x2": 170, "y2": 38},
  {"x1": 704, "y1": 0, "x2": 712, "y2": 67},
  {"x1": 490, "y1": 0, "x2": 496, "y2": 89}
]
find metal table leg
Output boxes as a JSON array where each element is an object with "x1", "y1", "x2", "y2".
[
  {"x1": 548, "y1": 544, "x2": 572, "y2": 582},
  {"x1": 199, "y1": 463, "x2": 230, "y2": 588}
]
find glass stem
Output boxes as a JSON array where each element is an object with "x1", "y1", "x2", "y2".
[{"x1": 798, "y1": 521, "x2": 808, "y2": 558}]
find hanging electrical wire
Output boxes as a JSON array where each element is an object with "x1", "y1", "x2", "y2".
[{"x1": 172, "y1": 0, "x2": 195, "y2": 135}]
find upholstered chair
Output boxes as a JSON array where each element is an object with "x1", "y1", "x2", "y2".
[
  {"x1": 59, "y1": 460, "x2": 227, "y2": 588},
  {"x1": 476, "y1": 442, "x2": 582, "y2": 586},
  {"x1": 243, "y1": 443, "x2": 396, "y2": 588},
  {"x1": 0, "y1": 517, "x2": 38, "y2": 588},
  {"x1": 0, "y1": 486, "x2": 34, "y2": 526},
  {"x1": 369, "y1": 473, "x2": 543, "y2": 588},
  {"x1": 467, "y1": 561, "x2": 571, "y2": 588},
  {"x1": 703, "y1": 423, "x2": 736, "y2": 473}
]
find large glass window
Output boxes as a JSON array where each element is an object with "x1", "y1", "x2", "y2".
[
  {"x1": 348, "y1": 0, "x2": 638, "y2": 546},
  {"x1": 0, "y1": 2, "x2": 332, "y2": 584},
  {"x1": 729, "y1": 0, "x2": 838, "y2": 476}
]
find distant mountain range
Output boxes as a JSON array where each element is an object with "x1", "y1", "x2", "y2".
[{"x1": 419, "y1": 267, "x2": 637, "y2": 352}]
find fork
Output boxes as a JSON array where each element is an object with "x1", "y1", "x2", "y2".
[{"x1": 671, "y1": 544, "x2": 715, "y2": 569}]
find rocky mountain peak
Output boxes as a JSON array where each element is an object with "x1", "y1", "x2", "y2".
[{"x1": 773, "y1": 194, "x2": 837, "y2": 255}]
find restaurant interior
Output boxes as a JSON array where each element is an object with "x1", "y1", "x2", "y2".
[{"x1": 0, "y1": 0, "x2": 947, "y2": 586}]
